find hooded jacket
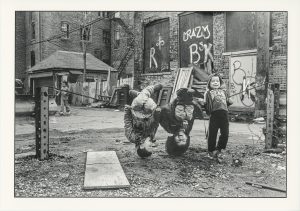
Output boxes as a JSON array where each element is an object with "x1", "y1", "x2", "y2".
[{"x1": 204, "y1": 73, "x2": 232, "y2": 115}]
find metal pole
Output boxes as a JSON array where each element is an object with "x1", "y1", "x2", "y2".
[
  {"x1": 35, "y1": 87, "x2": 49, "y2": 160},
  {"x1": 83, "y1": 41, "x2": 87, "y2": 82}
]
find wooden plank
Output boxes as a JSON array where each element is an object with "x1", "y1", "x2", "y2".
[
  {"x1": 171, "y1": 67, "x2": 193, "y2": 101},
  {"x1": 86, "y1": 151, "x2": 119, "y2": 165},
  {"x1": 83, "y1": 151, "x2": 130, "y2": 189},
  {"x1": 255, "y1": 12, "x2": 270, "y2": 116}
]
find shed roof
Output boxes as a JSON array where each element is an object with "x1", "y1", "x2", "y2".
[{"x1": 27, "y1": 50, "x2": 117, "y2": 73}]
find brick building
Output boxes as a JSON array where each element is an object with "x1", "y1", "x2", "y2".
[
  {"x1": 111, "y1": 11, "x2": 287, "y2": 116},
  {"x1": 15, "y1": 11, "x2": 112, "y2": 92}
]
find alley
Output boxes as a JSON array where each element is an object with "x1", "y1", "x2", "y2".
[{"x1": 14, "y1": 107, "x2": 286, "y2": 198}]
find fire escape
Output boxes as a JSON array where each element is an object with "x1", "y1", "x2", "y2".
[{"x1": 111, "y1": 13, "x2": 136, "y2": 80}]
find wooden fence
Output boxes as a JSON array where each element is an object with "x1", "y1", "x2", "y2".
[{"x1": 69, "y1": 77, "x2": 133, "y2": 106}]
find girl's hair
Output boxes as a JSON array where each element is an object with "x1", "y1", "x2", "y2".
[{"x1": 206, "y1": 73, "x2": 225, "y2": 90}]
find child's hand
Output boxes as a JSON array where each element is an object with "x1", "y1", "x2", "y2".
[{"x1": 182, "y1": 120, "x2": 188, "y2": 130}]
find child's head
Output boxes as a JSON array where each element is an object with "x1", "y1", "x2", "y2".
[
  {"x1": 207, "y1": 73, "x2": 224, "y2": 90},
  {"x1": 210, "y1": 76, "x2": 221, "y2": 89},
  {"x1": 62, "y1": 81, "x2": 68, "y2": 87}
]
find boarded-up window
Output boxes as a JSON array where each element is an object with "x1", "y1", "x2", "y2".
[
  {"x1": 226, "y1": 12, "x2": 257, "y2": 52},
  {"x1": 179, "y1": 12, "x2": 213, "y2": 74},
  {"x1": 144, "y1": 19, "x2": 170, "y2": 73}
]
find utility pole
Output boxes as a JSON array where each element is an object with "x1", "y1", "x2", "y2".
[{"x1": 81, "y1": 12, "x2": 91, "y2": 82}]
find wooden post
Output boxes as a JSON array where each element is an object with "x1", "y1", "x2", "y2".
[
  {"x1": 255, "y1": 12, "x2": 270, "y2": 117},
  {"x1": 272, "y1": 83, "x2": 280, "y2": 118},
  {"x1": 265, "y1": 84, "x2": 274, "y2": 149},
  {"x1": 35, "y1": 87, "x2": 49, "y2": 160}
]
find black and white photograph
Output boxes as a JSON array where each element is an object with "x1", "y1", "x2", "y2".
[{"x1": 1, "y1": 0, "x2": 300, "y2": 210}]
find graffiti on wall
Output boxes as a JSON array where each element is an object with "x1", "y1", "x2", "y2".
[
  {"x1": 144, "y1": 20, "x2": 170, "y2": 73},
  {"x1": 179, "y1": 12, "x2": 213, "y2": 75},
  {"x1": 230, "y1": 55, "x2": 257, "y2": 108},
  {"x1": 149, "y1": 33, "x2": 165, "y2": 69}
]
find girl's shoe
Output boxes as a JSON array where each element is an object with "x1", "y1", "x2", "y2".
[
  {"x1": 208, "y1": 151, "x2": 214, "y2": 159},
  {"x1": 216, "y1": 151, "x2": 224, "y2": 163}
]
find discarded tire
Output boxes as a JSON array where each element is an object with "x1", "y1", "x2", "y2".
[{"x1": 165, "y1": 135, "x2": 190, "y2": 156}]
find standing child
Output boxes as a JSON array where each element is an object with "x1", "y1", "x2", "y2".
[
  {"x1": 204, "y1": 73, "x2": 232, "y2": 161},
  {"x1": 57, "y1": 81, "x2": 71, "y2": 115}
]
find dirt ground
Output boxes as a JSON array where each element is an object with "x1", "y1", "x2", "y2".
[{"x1": 14, "y1": 107, "x2": 286, "y2": 198}]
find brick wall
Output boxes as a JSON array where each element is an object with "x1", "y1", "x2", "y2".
[
  {"x1": 269, "y1": 12, "x2": 287, "y2": 91},
  {"x1": 132, "y1": 12, "x2": 181, "y2": 90},
  {"x1": 212, "y1": 11, "x2": 287, "y2": 92},
  {"x1": 212, "y1": 12, "x2": 228, "y2": 77},
  {"x1": 39, "y1": 12, "x2": 110, "y2": 62},
  {"x1": 15, "y1": 12, "x2": 26, "y2": 80},
  {"x1": 22, "y1": 12, "x2": 111, "y2": 90},
  {"x1": 111, "y1": 12, "x2": 135, "y2": 76}
]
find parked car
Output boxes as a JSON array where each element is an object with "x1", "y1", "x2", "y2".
[{"x1": 15, "y1": 79, "x2": 58, "y2": 115}]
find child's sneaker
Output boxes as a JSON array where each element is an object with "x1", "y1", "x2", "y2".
[
  {"x1": 216, "y1": 150, "x2": 224, "y2": 163},
  {"x1": 207, "y1": 151, "x2": 214, "y2": 159}
]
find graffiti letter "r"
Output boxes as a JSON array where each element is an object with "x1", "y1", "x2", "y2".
[{"x1": 150, "y1": 47, "x2": 158, "y2": 69}]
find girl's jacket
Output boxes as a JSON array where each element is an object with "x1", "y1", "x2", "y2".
[{"x1": 204, "y1": 74, "x2": 233, "y2": 115}]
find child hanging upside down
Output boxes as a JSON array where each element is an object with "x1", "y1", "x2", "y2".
[{"x1": 124, "y1": 84, "x2": 163, "y2": 158}]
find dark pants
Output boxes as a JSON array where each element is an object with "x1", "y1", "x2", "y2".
[{"x1": 207, "y1": 110, "x2": 229, "y2": 152}]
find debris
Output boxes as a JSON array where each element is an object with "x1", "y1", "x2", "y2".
[
  {"x1": 277, "y1": 166, "x2": 286, "y2": 171},
  {"x1": 264, "y1": 153, "x2": 283, "y2": 159},
  {"x1": 232, "y1": 158, "x2": 242, "y2": 167},
  {"x1": 198, "y1": 188, "x2": 205, "y2": 192},
  {"x1": 114, "y1": 110, "x2": 120, "y2": 112},
  {"x1": 264, "y1": 148, "x2": 283, "y2": 153},
  {"x1": 245, "y1": 181, "x2": 286, "y2": 193},
  {"x1": 277, "y1": 144, "x2": 286, "y2": 149},
  {"x1": 253, "y1": 117, "x2": 265, "y2": 123},
  {"x1": 82, "y1": 149, "x2": 93, "y2": 153},
  {"x1": 115, "y1": 139, "x2": 121, "y2": 143},
  {"x1": 154, "y1": 190, "x2": 170, "y2": 197},
  {"x1": 256, "y1": 170, "x2": 262, "y2": 174},
  {"x1": 61, "y1": 173, "x2": 70, "y2": 178}
]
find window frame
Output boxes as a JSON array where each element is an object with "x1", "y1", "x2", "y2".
[
  {"x1": 61, "y1": 21, "x2": 70, "y2": 39},
  {"x1": 80, "y1": 25, "x2": 92, "y2": 42},
  {"x1": 31, "y1": 21, "x2": 36, "y2": 40},
  {"x1": 103, "y1": 29, "x2": 111, "y2": 45},
  {"x1": 30, "y1": 51, "x2": 35, "y2": 67},
  {"x1": 114, "y1": 26, "x2": 120, "y2": 49}
]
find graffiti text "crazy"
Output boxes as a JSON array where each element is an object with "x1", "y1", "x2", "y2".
[{"x1": 183, "y1": 25, "x2": 210, "y2": 42}]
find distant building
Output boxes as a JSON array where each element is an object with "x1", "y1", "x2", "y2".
[{"x1": 15, "y1": 11, "x2": 112, "y2": 92}]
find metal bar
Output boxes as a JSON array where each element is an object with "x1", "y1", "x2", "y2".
[
  {"x1": 48, "y1": 86, "x2": 110, "y2": 101},
  {"x1": 245, "y1": 182, "x2": 286, "y2": 193}
]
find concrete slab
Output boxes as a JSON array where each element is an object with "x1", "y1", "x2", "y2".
[{"x1": 83, "y1": 151, "x2": 130, "y2": 189}]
